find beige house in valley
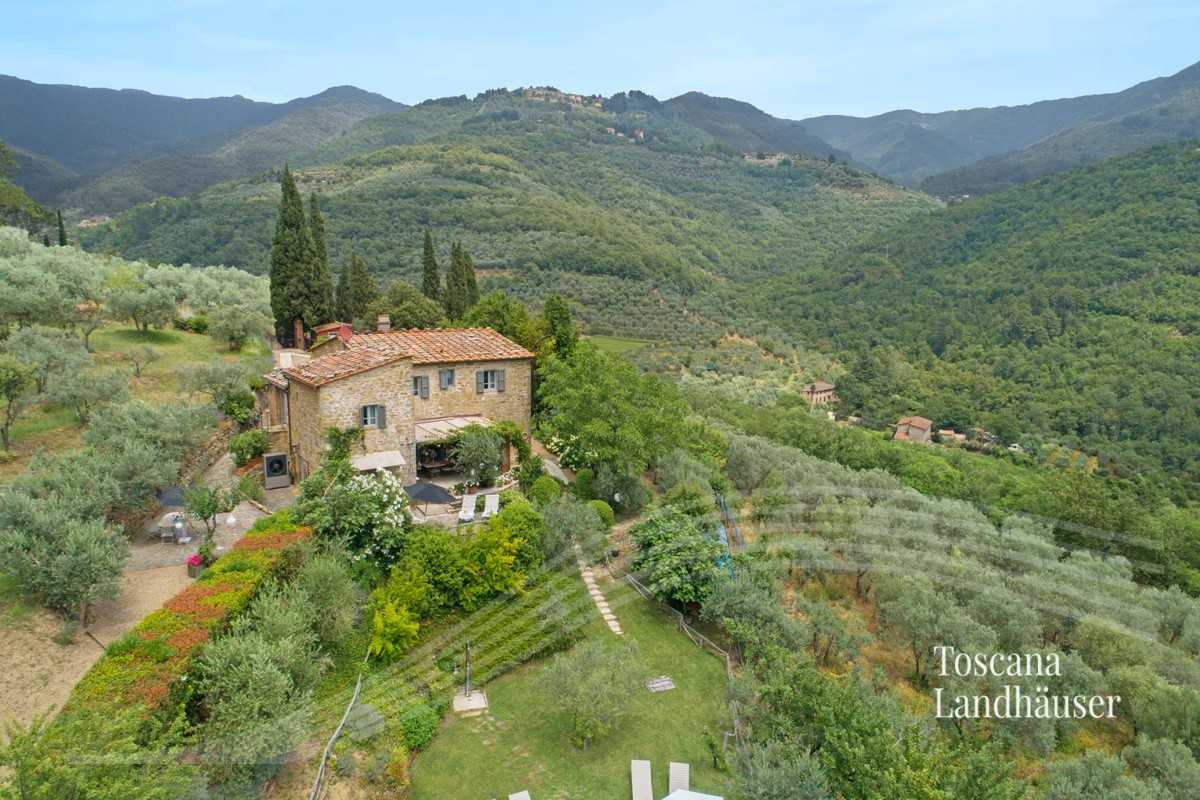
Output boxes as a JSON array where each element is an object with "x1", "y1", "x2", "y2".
[
  {"x1": 801, "y1": 380, "x2": 838, "y2": 407},
  {"x1": 893, "y1": 416, "x2": 934, "y2": 444},
  {"x1": 261, "y1": 321, "x2": 534, "y2": 483}
]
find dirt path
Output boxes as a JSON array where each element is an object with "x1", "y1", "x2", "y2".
[
  {"x1": 0, "y1": 499, "x2": 273, "y2": 734},
  {"x1": 0, "y1": 564, "x2": 193, "y2": 733}
]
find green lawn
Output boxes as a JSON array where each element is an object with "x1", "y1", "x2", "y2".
[
  {"x1": 585, "y1": 335, "x2": 652, "y2": 356},
  {"x1": 409, "y1": 577, "x2": 736, "y2": 800}
]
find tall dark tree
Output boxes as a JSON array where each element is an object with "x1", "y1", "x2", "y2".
[
  {"x1": 350, "y1": 250, "x2": 378, "y2": 320},
  {"x1": 56, "y1": 210, "x2": 66, "y2": 246},
  {"x1": 42, "y1": 233, "x2": 50, "y2": 247},
  {"x1": 308, "y1": 193, "x2": 335, "y2": 325},
  {"x1": 444, "y1": 241, "x2": 468, "y2": 319},
  {"x1": 421, "y1": 229, "x2": 441, "y2": 303},
  {"x1": 269, "y1": 166, "x2": 320, "y2": 343},
  {"x1": 335, "y1": 254, "x2": 353, "y2": 322},
  {"x1": 462, "y1": 246, "x2": 480, "y2": 308},
  {"x1": 542, "y1": 294, "x2": 578, "y2": 357},
  {"x1": 336, "y1": 250, "x2": 376, "y2": 324}
]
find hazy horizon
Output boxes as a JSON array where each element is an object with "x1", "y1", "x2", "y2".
[{"x1": 3, "y1": 0, "x2": 1197, "y2": 120}]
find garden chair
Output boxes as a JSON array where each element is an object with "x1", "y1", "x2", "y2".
[
  {"x1": 630, "y1": 760, "x2": 652, "y2": 800},
  {"x1": 669, "y1": 762, "x2": 690, "y2": 793},
  {"x1": 481, "y1": 492, "x2": 500, "y2": 519},
  {"x1": 458, "y1": 498, "x2": 476, "y2": 524}
]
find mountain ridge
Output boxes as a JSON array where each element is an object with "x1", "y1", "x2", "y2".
[{"x1": 801, "y1": 59, "x2": 1200, "y2": 186}]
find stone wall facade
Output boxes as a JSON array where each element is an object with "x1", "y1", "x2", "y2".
[
  {"x1": 288, "y1": 357, "x2": 532, "y2": 482},
  {"x1": 410, "y1": 359, "x2": 532, "y2": 431}
]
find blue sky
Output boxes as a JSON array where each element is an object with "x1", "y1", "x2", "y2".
[{"x1": 3, "y1": 0, "x2": 1197, "y2": 119}]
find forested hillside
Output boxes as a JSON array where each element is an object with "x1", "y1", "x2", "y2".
[
  {"x1": 803, "y1": 59, "x2": 1200, "y2": 186},
  {"x1": 760, "y1": 141, "x2": 1200, "y2": 493},
  {"x1": 0, "y1": 140, "x2": 54, "y2": 233},
  {"x1": 0, "y1": 76, "x2": 402, "y2": 210},
  {"x1": 922, "y1": 88, "x2": 1200, "y2": 196},
  {"x1": 79, "y1": 91, "x2": 934, "y2": 341}
]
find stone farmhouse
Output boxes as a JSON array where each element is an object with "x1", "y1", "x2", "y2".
[
  {"x1": 893, "y1": 415, "x2": 934, "y2": 444},
  {"x1": 260, "y1": 318, "x2": 533, "y2": 483},
  {"x1": 801, "y1": 380, "x2": 838, "y2": 407}
]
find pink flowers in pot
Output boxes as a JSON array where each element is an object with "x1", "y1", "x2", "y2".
[{"x1": 187, "y1": 554, "x2": 203, "y2": 568}]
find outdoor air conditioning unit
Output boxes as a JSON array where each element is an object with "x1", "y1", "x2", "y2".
[{"x1": 263, "y1": 452, "x2": 291, "y2": 489}]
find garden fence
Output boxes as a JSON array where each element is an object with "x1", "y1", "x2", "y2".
[{"x1": 621, "y1": 572, "x2": 744, "y2": 748}]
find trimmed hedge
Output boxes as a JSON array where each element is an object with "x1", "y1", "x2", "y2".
[{"x1": 67, "y1": 511, "x2": 310, "y2": 715}]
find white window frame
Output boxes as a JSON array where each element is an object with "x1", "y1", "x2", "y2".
[
  {"x1": 481, "y1": 369, "x2": 498, "y2": 391},
  {"x1": 360, "y1": 404, "x2": 381, "y2": 428}
]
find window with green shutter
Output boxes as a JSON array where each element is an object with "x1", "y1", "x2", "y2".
[
  {"x1": 360, "y1": 404, "x2": 385, "y2": 428},
  {"x1": 439, "y1": 368, "x2": 455, "y2": 390},
  {"x1": 412, "y1": 375, "x2": 430, "y2": 399}
]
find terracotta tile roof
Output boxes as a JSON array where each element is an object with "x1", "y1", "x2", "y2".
[
  {"x1": 805, "y1": 381, "x2": 836, "y2": 392},
  {"x1": 897, "y1": 416, "x2": 933, "y2": 430},
  {"x1": 263, "y1": 368, "x2": 288, "y2": 389},
  {"x1": 347, "y1": 327, "x2": 534, "y2": 365},
  {"x1": 282, "y1": 348, "x2": 408, "y2": 387}
]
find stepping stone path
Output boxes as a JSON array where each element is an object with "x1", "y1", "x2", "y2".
[{"x1": 576, "y1": 546, "x2": 622, "y2": 635}]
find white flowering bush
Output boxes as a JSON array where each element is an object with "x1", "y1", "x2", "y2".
[
  {"x1": 296, "y1": 465, "x2": 413, "y2": 567},
  {"x1": 542, "y1": 433, "x2": 597, "y2": 472}
]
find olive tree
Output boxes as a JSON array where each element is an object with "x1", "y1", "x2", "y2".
[
  {"x1": 0, "y1": 354, "x2": 35, "y2": 450},
  {"x1": 4, "y1": 324, "x2": 89, "y2": 394},
  {"x1": 539, "y1": 639, "x2": 640, "y2": 749},
  {"x1": 209, "y1": 302, "x2": 271, "y2": 351},
  {"x1": 541, "y1": 494, "x2": 607, "y2": 563},
  {"x1": 105, "y1": 282, "x2": 175, "y2": 334},
  {"x1": 49, "y1": 368, "x2": 129, "y2": 424}
]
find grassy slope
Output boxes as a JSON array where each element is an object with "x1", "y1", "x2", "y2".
[
  {"x1": 0, "y1": 324, "x2": 266, "y2": 483},
  {"x1": 585, "y1": 335, "x2": 652, "y2": 355},
  {"x1": 410, "y1": 577, "x2": 734, "y2": 800}
]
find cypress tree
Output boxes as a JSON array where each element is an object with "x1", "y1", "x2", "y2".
[
  {"x1": 56, "y1": 210, "x2": 66, "y2": 246},
  {"x1": 350, "y1": 251, "x2": 378, "y2": 317},
  {"x1": 335, "y1": 250, "x2": 378, "y2": 324},
  {"x1": 542, "y1": 294, "x2": 578, "y2": 357},
  {"x1": 462, "y1": 246, "x2": 479, "y2": 308},
  {"x1": 308, "y1": 193, "x2": 335, "y2": 325},
  {"x1": 421, "y1": 229, "x2": 440, "y2": 302},
  {"x1": 335, "y1": 254, "x2": 353, "y2": 321},
  {"x1": 269, "y1": 165, "x2": 319, "y2": 342},
  {"x1": 444, "y1": 242, "x2": 467, "y2": 319}
]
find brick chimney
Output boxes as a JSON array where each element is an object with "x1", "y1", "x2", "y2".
[{"x1": 377, "y1": 314, "x2": 391, "y2": 332}]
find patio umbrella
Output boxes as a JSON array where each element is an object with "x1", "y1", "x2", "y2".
[{"x1": 404, "y1": 481, "x2": 456, "y2": 513}]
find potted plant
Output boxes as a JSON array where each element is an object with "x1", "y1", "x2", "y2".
[{"x1": 186, "y1": 553, "x2": 203, "y2": 578}]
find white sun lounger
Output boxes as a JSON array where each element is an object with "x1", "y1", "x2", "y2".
[
  {"x1": 508, "y1": 792, "x2": 532, "y2": 800},
  {"x1": 669, "y1": 762, "x2": 690, "y2": 793},
  {"x1": 481, "y1": 493, "x2": 500, "y2": 519},
  {"x1": 631, "y1": 760, "x2": 652, "y2": 800},
  {"x1": 457, "y1": 498, "x2": 476, "y2": 524}
]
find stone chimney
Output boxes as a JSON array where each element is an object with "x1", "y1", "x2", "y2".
[{"x1": 377, "y1": 314, "x2": 391, "y2": 332}]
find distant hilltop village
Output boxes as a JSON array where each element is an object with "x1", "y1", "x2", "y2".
[{"x1": 521, "y1": 86, "x2": 604, "y2": 108}]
